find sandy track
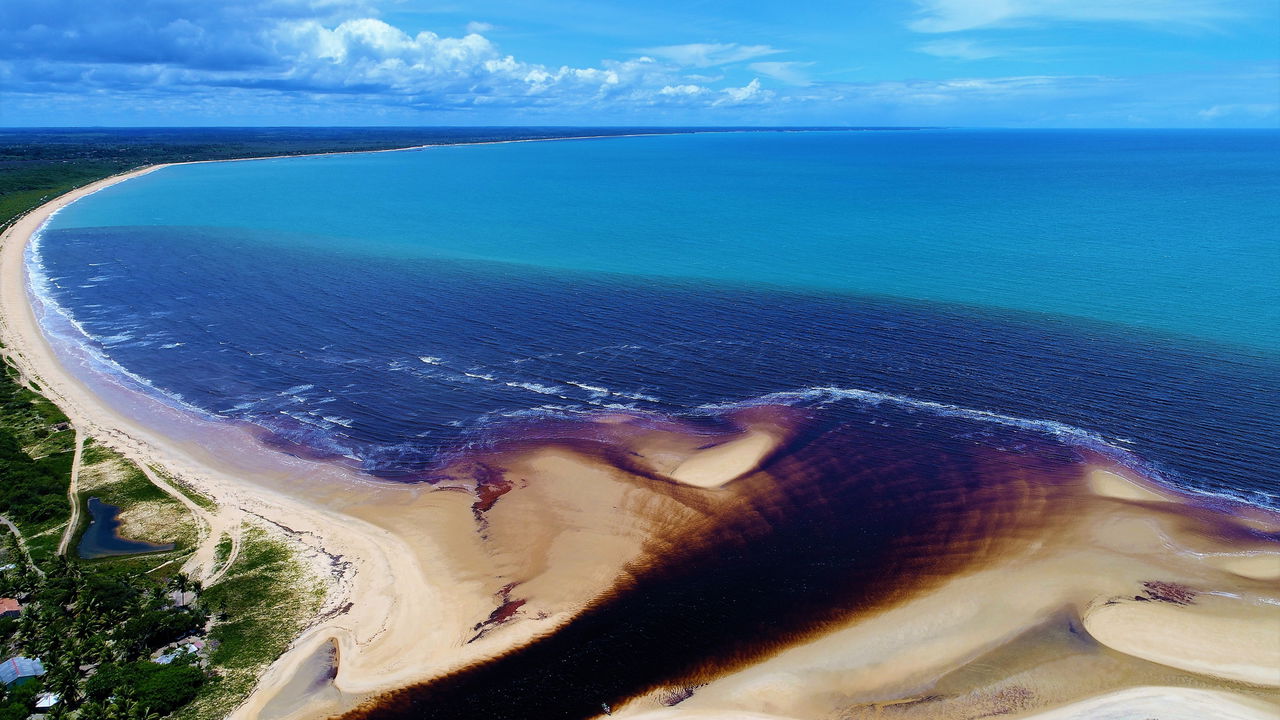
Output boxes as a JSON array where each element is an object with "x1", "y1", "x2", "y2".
[{"x1": 55, "y1": 428, "x2": 85, "y2": 556}]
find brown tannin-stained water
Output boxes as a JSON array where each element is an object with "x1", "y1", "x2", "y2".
[{"x1": 338, "y1": 409, "x2": 1094, "y2": 720}]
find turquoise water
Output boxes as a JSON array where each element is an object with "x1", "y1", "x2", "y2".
[
  {"x1": 33, "y1": 129, "x2": 1280, "y2": 507},
  {"x1": 55, "y1": 130, "x2": 1280, "y2": 352}
]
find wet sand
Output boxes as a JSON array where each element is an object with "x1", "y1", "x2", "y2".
[
  {"x1": 2, "y1": 169, "x2": 1278, "y2": 720},
  {"x1": 332, "y1": 408, "x2": 1280, "y2": 719}
]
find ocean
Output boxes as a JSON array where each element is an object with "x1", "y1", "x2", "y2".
[{"x1": 30, "y1": 129, "x2": 1280, "y2": 507}]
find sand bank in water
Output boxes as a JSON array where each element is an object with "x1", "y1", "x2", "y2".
[
  {"x1": 320, "y1": 408, "x2": 1279, "y2": 720},
  {"x1": 2, "y1": 172, "x2": 1277, "y2": 720}
]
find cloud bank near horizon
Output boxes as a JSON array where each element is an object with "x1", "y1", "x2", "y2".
[{"x1": 0, "y1": 0, "x2": 1275, "y2": 126}]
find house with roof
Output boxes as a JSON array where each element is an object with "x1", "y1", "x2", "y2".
[
  {"x1": 0, "y1": 656, "x2": 45, "y2": 686},
  {"x1": 0, "y1": 599, "x2": 20, "y2": 619}
]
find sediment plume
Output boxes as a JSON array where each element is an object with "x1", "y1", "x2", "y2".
[{"x1": 329, "y1": 405, "x2": 1280, "y2": 719}]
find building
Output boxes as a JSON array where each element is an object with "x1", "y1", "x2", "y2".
[
  {"x1": 0, "y1": 657, "x2": 45, "y2": 686},
  {"x1": 0, "y1": 599, "x2": 20, "y2": 619}
]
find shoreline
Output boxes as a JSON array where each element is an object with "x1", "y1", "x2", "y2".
[
  {"x1": 0, "y1": 131, "x2": 763, "y2": 717},
  {"x1": 2, "y1": 141, "x2": 1279, "y2": 720},
  {"x1": 0, "y1": 158, "x2": 488, "y2": 717}
]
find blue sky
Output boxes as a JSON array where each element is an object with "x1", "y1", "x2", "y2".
[{"x1": 2, "y1": 0, "x2": 1277, "y2": 126}]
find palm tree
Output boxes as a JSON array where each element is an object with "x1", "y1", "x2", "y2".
[
  {"x1": 131, "y1": 706, "x2": 162, "y2": 720},
  {"x1": 45, "y1": 662, "x2": 79, "y2": 704},
  {"x1": 167, "y1": 573, "x2": 189, "y2": 595},
  {"x1": 111, "y1": 697, "x2": 141, "y2": 720},
  {"x1": 77, "y1": 701, "x2": 108, "y2": 720}
]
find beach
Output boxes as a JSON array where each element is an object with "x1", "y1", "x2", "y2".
[
  {"x1": 0, "y1": 166, "x2": 490, "y2": 717},
  {"x1": 3, "y1": 156, "x2": 1279, "y2": 720}
]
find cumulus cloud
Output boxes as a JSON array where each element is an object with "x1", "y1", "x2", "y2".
[
  {"x1": 0, "y1": 0, "x2": 797, "y2": 116},
  {"x1": 910, "y1": 0, "x2": 1242, "y2": 33},
  {"x1": 1, "y1": 0, "x2": 1269, "y2": 127},
  {"x1": 639, "y1": 43, "x2": 782, "y2": 68}
]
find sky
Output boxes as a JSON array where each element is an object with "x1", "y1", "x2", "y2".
[{"x1": 1, "y1": 0, "x2": 1278, "y2": 127}]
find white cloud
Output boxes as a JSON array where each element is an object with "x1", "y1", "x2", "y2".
[
  {"x1": 749, "y1": 61, "x2": 814, "y2": 86},
  {"x1": 822, "y1": 74, "x2": 1112, "y2": 109},
  {"x1": 639, "y1": 43, "x2": 782, "y2": 67},
  {"x1": 714, "y1": 78, "x2": 774, "y2": 105},
  {"x1": 659, "y1": 84, "x2": 707, "y2": 96},
  {"x1": 1197, "y1": 102, "x2": 1278, "y2": 119},
  {"x1": 0, "y1": 3, "x2": 798, "y2": 114},
  {"x1": 914, "y1": 38, "x2": 1004, "y2": 59},
  {"x1": 910, "y1": 0, "x2": 1241, "y2": 32},
  {"x1": 0, "y1": 1, "x2": 821, "y2": 116}
]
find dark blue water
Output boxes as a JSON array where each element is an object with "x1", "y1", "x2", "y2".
[{"x1": 30, "y1": 131, "x2": 1280, "y2": 508}]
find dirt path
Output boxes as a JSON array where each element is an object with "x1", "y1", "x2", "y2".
[
  {"x1": 56, "y1": 429, "x2": 86, "y2": 556},
  {"x1": 0, "y1": 515, "x2": 45, "y2": 577},
  {"x1": 204, "y1": 520, "x2": 243, "y2": 585},
  {"x1": 135, "y1": 463, "x2": 243, "y2": 585}
]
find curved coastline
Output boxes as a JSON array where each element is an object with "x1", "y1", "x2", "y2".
[
  {"x1": 3, "y1": 153, "x2": 1280, "y2": 720},
  {"x1": 0, "y1": 160, "x2": 494, "y2": 718}
]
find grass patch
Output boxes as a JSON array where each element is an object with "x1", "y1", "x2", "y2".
[
  {"x1": 149, "y1": 464, "x2": 219, "y2": 511},
  {"x1": 214, "y1": 534, "x2": 233, "y2": 566},
  {"x1": 172, "y1": 526, "x2": 325, "y2": 720},
  {"x1": 0, "y1": 366, "x2": 72, "y2": 454},
  {"x1": 76, "y1": 440, "x2": 200, "y2": 559},
  {"x1": 22, "y1": 522, "x2": 66, "y2": 566}
]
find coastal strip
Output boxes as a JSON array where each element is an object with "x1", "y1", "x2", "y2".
[
  {"x1": 0, "y1": 161, "x2": 448, "y2": 718},
  {"x1": 2, "y1": 142, "x2": 1278, "y2": 720}
]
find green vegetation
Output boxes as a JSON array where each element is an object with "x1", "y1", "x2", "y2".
[
  {"x1": 172, "y1": 528, "x2": 324, "y2": 720},
  {"x1": 147, "y1": 466, "x2": 217, "y2": 513},
  {"x1": 0, "y1": 678, "x2": 44, "y2": 720},
  {"x1": 0, "y1": 356, "x2": 325, "y2": 712},
  {"x1": 0, "y1": 363, "x2": 71, "y2": 455},
  {"x1": 213, "y1": 535, "x2": 233, "y2": 568},
  {"x1": 0, "y1": 543, "x2": 208, "y2": 720},
  {"x1": 72, "y1": 442, "x2": 200, "y2": 577},
  {"x1": 77, "y1": 443, "x2": 199, "y2": 550},
  {"x1": 0, "y1": 129, "x2": 395, "y2": 718},
  {"x1": 0, "y1": 430, "x2": 69, "y2": 528},
  {"x1": 83, "y1": 449, "x2": 166, "y2": 507},
  {"x1": 0, "y1": 363, "x2": 322, "y2": 719},
  {"x1": 0, "y1": 367, "x2": 75, "y2": 565},
  {"x1": 84, "y1": 659, "x2": 205, "y2": 717}
]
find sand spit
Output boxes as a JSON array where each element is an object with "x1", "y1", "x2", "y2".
[
  {"x1": 326, "y1": 409, "x2": 1279, "y2": 720},
  {"x1": 1, "y1": 164, "x2": 1277, "y2": 720}
]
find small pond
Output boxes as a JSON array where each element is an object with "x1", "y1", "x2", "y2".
[{"x1": 77, "y1": 497, "x2": 175, "y2": 559}]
